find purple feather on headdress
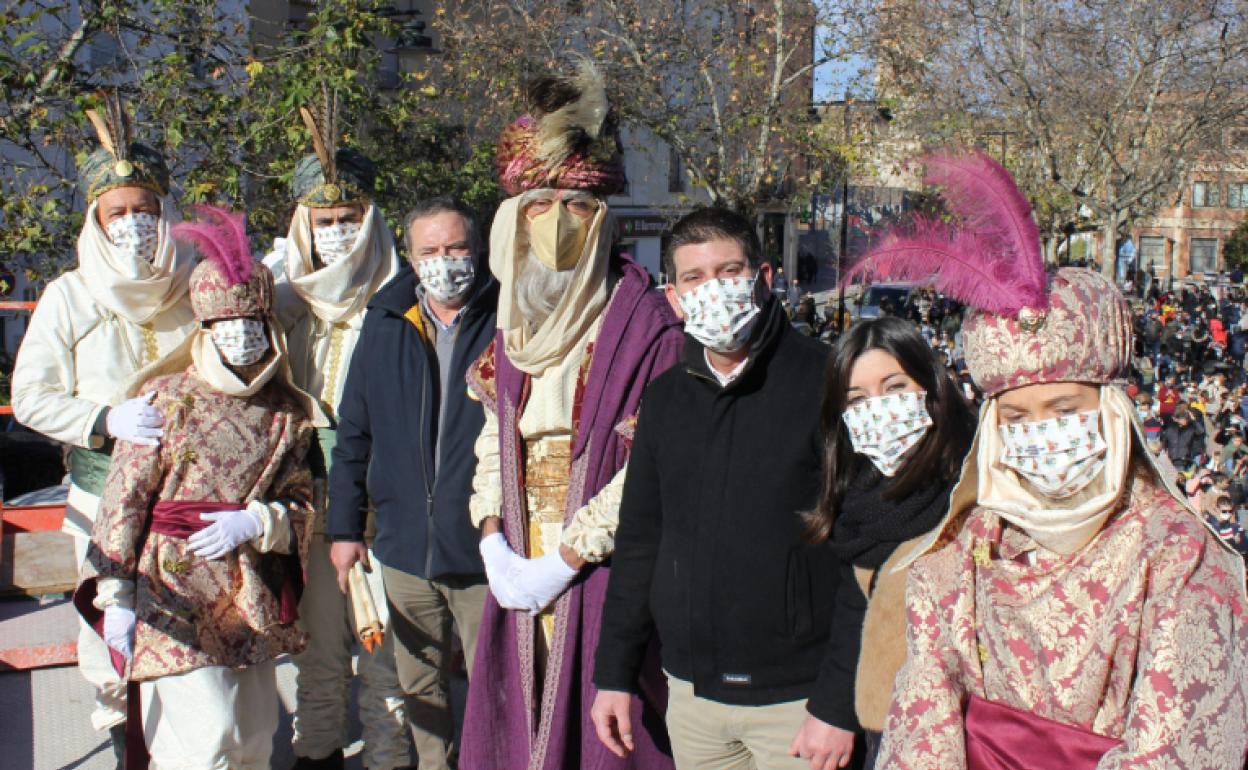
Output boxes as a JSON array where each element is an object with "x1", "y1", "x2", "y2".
[
  {"x1": 171, "y1": 205, "x2": 254, "y2": 285},
  {"x1": 844, "y1": 148, "x2": 1048, "y2": 316}
]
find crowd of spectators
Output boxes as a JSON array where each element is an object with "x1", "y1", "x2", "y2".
[{"x1": 781, "y1": 278, "x2": 1248, "y2": 558}]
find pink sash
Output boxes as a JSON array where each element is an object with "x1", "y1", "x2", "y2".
[{"x1": 965, "y1": 694, "x2": 1122, "y2": 770}]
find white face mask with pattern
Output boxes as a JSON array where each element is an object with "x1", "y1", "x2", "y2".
[
  {"x1": 210, "y1": 318, "x2": 269, "y2": 367},
  {"x1": 677, "y1": 276, "x2": 761, "y2": 353},
  {"x1": 313, "y1": 221, "x2": 362, "y2": 266},
  {"x1": 842, "y1": 391, "x2": 932, "y2": 477},
  {"x1": 106, "y1": 212, "x2": 160, "y2": 264},
  {"x1": 997, "y1": 410, "x2": 1107, "y2": 499},
  {"x1": 415, "y1": 255, "x2": 475, "y2": 304}
]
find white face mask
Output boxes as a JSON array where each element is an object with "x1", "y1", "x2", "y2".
[
  {"x1": 210, "y1": 318, "x2": 269, "y2": 367},
  {"x1": 842, "y1": 390, "x2": 932, "y2": 477},
  {"x1": 106, "y1": 212, "x2": 160, "y2": 264},
  {"x1": 677, "y1": 276, "x2": 761, "y2": 354},
  {"x1": 415, "y1": 255, "x2": 475, "y2": 304},
  {"x1": 313, "y1": 221, "x2": 362, "y2": 266},
  {"x1": 998, "y1": 409, "x2": 1107, "y2": 498}
]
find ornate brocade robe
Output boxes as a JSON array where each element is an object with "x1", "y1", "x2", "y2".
[
  {"x1": 86, "y1": 368, "x2": 314, "y2": 681},
  {"x1": 878, "y1": 475, "x2": 1248, "y2": 769}
]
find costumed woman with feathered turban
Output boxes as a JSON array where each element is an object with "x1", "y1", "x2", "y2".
[
  {"x1": 76, "y1": 207, "x2": 316, "y2": 770},
  {"x1": 850, "y1": 150, "x2": 1247, "y2": 770}
]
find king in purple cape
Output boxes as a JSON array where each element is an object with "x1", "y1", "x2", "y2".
[{"x1": 458, "y1": 61, "x2": 682, "y2": 770}]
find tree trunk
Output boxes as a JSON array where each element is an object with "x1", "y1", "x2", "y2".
[{"x1": 1101, "y1": 210, "x2": 1120, "y2": 279}]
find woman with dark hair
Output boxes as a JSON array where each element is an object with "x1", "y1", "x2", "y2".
[{"x1": 804, "y1": 315, "x2": 975, "y2": 769}]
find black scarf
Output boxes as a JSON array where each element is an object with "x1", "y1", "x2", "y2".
[{"x1": 831, "y1": 463, "x2": 953, "y2": 569}]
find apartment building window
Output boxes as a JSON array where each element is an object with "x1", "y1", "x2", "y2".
[
  {"x1": 1190, "y1": 238, "x2": 1219, "y2": 274},
  {"x1": 1192, "y1": 181, "x2": 1219, "y2": 208},
  {"x1": 1228, "y1": 182, "x2": 1248, "y2": 208},
  {"x1": 668, "y1": 145, "x2": 685, "y2": 194},
  {"x1": 1139, "y1": 236, "x2": 1166, "y2": 273}
]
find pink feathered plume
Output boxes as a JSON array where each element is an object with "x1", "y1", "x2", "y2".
[
  {"x1": 171, "y1": 205, "x2": 254, "y2": 285},
  {"x1": 844, "y1": 148, "x2": 1048, "y2": 316}
]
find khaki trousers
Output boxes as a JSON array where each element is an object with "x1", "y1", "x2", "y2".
[
  {"x1": 140, "y1": 660, "x2": 277, "y2": 770},
  {"x1": 69, "y1": 489, "x2": 127, "y2": 731},
  {"x1": 292, "y1": 537, "x2": 411, "y2": 769},
  {"x1": 380, "y1": 562, "x2": 487, "y2": 770},
  {"x1": 665, "y1": 674, "x2": 809, "y2": 770}
]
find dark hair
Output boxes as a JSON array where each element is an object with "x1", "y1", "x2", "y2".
[
  {"x1": 662, "y1": 207, "x2": 761, "y2": 278},
  {"x1": 402, "y1": 196, "x2": 482, "y2": 257},
  {"x1": 806, "y1": 316, "x2": 976, "y2": 543}
]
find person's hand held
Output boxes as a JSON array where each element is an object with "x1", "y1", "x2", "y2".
[
  {"x1": 106, "y1": 391, "x2": 165, "y2": 446},
  {"x1": 103, "y1": 606, "x2": 136, "y2": 660},
  {"x1": 330, "y1": 541, "x2": 370, "y2": 594},
  {"x1": 479, "y1": 533, "x2": 540, "y2": 612},
  {"x1": 788, "y1": 715, "x2": 854, "y2": 770},
  {"x1": 512, "y1": 550, "x2": 578, "y2": 614},
  {"x1": 188, "y1": 508, "x2": 264, "y2": 560},
  {"x1": 590, "y1": 690, "x2": 635, "y2": 758}
]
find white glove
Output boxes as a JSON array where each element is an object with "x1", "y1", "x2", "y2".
[
  {"x1": 106, "y1": 391, "x2": 164, "y2": 446},
  {"x1": 512, "y1": 551, "x2": 578, "y2": 615},
  {"x1": 188, "y1": 508, "x2": 264, "y2": 560},
  {"x1": 103, "y1": 606, "x2": 136, "y2": 660},
  {"x1": 479, "y1": 533, "x2": 540, "y2": 613}
]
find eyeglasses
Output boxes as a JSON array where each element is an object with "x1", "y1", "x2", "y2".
[{"x1": 521, "y1": 190, "x2": 599, "y2": 219}]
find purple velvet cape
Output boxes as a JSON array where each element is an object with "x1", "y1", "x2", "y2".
[{"x1": 460, "y1": 259, "x2": 683, "y2": 770}]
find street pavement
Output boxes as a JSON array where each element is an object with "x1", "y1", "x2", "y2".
[{"x1": 0, "y1": 654, "x2": 468, "y2": 770}]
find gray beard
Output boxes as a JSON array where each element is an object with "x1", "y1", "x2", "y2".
[{"x1": 513, "y1": 248, "x2": 574, "y2": 331}]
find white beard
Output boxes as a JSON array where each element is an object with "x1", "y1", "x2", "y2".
[{"x1": 513, "y1": 246, "x2": 574, "y2": 332}]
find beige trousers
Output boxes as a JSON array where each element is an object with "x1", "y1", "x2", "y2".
[
  {"x1": 140, "y1": 660, "x2": 277, "y2": 770},
  {"x1": 69, "y1": 488, "x2": 127, "y2": 731},
  {"x1": 292, "y1": 537, "x2": 411, "y2": 769},
  {"x1": 379, "y1": 562, "x2": 487, "y2": 770},
  {"x1": 665, "y1": 674, "x2": 809, "y2": 770}
]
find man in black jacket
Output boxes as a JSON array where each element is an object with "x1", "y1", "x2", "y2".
[
  {"x1": 591, "y1": 208, "x2": 844, "y2": 769},
  {"x1": 328, "y1": 197, "x2": 498, "y2": 770}
]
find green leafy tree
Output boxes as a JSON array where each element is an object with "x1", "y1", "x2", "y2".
[
  {"x1": 1224, "y1": 219, "x2": 1248, "y2": 271},
  {"x1": 1, "y1": 0, "x2": 500, "y2": 281}
]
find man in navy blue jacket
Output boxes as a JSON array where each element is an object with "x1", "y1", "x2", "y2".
[{"x1": 328, "y1": 197, "x2": 498, "y2": 770}]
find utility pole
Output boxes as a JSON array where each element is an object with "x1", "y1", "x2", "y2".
[{"x1": 836, "y1": 90, "x2": 851, "y2": 331}]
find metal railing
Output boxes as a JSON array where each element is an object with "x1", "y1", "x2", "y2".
[{"x1": 0, "y1": 300, "x2": 35, "y2": 417}]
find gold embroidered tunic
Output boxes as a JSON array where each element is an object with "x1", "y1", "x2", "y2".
[{"x1": 877, "y1": 476, "x2": 1248, "y2": 769}]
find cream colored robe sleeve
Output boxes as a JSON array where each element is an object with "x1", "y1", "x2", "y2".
[
  {"x1": 11, "y1": 279, "x2": 106, "y2": 447},
  {"x1": 561, "y1": 464, "x2": 627, "y2": 563},
  {"x1": 469, "y1": 406, "x2": 503, "y2": 527}
]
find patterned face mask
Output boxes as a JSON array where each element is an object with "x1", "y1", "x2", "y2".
[
  {"x1": 677, "y1": 276, "x2": 761, "y2": 354},
  {"x1": 842, "y1": 390, "x2": 932, "y2": 477},
  {"x1": 106, "y1": 212, "x2": 160, "y2": 264},
  {"x1": 312, "y1": 221, "x2": 362, "y2": 266},
  {"x1": 210, "y1": 318, "x2": 269, "y2": 367},
  {"x1": 415, "y1": 255, "x2": 475, "y2": 304},
  {"x1": 998, "y1": 409, "x2": 1107, "y2": 498}
]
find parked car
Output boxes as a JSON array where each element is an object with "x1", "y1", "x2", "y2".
[{"x1": 855, "y1": 282, "x2": 915, "y2": 319}]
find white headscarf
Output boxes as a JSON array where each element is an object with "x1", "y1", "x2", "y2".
[
  {"x1": 975, "y1": 386, "x2": 1134, "y2": 555},
  {"x1": 282, "y1": 203, "x2": 399, "y2": 324},
  {"x1": 489, "y1": 195, "x2": 614, "y2": 376},
  {"x1": 77, "y1": 198, "x2": 195, "y2": 324}
]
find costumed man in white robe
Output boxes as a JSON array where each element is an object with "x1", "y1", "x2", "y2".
[
  {"x1": 262, "y1": 106, "x2": 409, "y2": 770},
  {"x1": 11, "y1": 96, "x2": 195, "y2": 767}
]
